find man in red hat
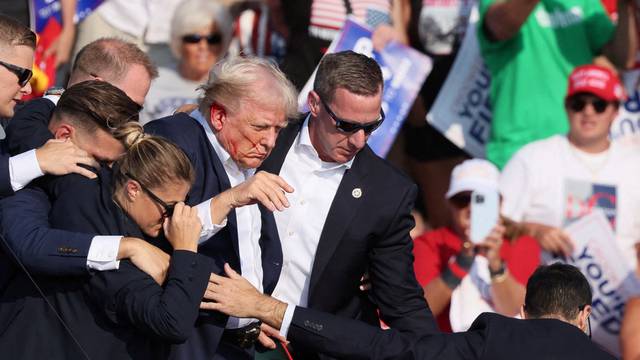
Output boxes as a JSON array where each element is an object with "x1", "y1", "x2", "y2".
[{"x1": 499, "y1": 65, "x2": 640, "y2": 354}]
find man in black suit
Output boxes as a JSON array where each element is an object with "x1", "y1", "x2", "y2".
[
  {"x1": 204, "y1": 263, "x2": 615, "y2": 360},
  {"x1": 245, "y1": 50, "x2": 436, "y2": 357}
]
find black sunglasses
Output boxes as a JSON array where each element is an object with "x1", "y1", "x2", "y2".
[
  {"x1": 320, "y1": 97, "x2": 384, "y2": 135},
  {"x1": 449, "y1": 192, "x2": 472, "y2": 209},
  {"x1": 182, "y1": 33, "x2": 223, "y2": 45},
  {"x1": 567, "y1": 95, "x2": 613, "y2": 114},
  {"x1": 0, "y1": 60, "x2": 33, "y2": 87},
  {"x1": 125, "y1": 172, "x2": 176, "y2": 218}
]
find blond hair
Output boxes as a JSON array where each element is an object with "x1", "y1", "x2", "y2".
[{"x1": 198, "y1": 56, "x2": 298, "y2": 122}]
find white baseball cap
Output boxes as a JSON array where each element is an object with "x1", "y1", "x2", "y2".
[{"x1": 445, "y1": 159, "x2": 500, "y2": 199}]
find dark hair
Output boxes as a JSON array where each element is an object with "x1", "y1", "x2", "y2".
[
  {"x1": 72, "y1": 38, "x2": 158, "y2": 81},
  {"x1": 52, "y1": 80, "x2": 141, "y2": 134},
  {"x1": 524, "y1": 263, "x2": 592, "y2": 320},
  {"x1": 313, "y1": 50, "x2": 383, "y2": 103},
  {"x1": 0, "y1": 14, "x2": 36, "y2": 49},
  {"x1": 112, "y1": 122, "x2": 195, "y2": 192}
]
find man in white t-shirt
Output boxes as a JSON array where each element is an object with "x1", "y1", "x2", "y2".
[{"x1": 500, "y1": 64, "x2": 640, "y2": 272}]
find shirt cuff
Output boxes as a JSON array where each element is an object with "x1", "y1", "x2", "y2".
[
  {"x1": 9, "y1": 150, "x2": 44, "y2": 191},
  {"x1": 279, "y1": 303, "x2": 296, "y2": 338},
  {"x1": 87, "y1": 236, "x2": 121, "y2": 271},
  {"x1": 196, "y1": 198, "x2": 227, "y2": 244}
]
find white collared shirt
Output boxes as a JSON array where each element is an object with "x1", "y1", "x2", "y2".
[
  {"x1": 193, "y1": 110, "x2": 263, "y2": 329},
  {"x1": 272, "y1": 116, "x2": 354, "y2": 336}
]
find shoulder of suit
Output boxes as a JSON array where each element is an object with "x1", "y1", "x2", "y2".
[
  {"x1": 144, "y1": 112, "x2": 206, "y2": 141},
  {"x1": 356, "y1": 146, "x2": 415, "y2": 187}
]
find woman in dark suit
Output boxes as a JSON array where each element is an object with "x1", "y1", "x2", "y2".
[{"x1": 0, "y1": 122, "x2": 213, "y2": 359}]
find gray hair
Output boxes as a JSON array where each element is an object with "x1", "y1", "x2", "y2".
[
  {"x1": 169, "y1": 0, "x2": 233, "y2": 60},
  {"x1": 198, "y1": 56, "x2": 299, "y2": 122}
]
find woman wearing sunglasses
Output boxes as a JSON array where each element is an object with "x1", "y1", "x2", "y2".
[
  {"x1": 0, "y1": 121, "x2": 218, "y2": 359},
  {"x1": 140, "y1": 0, "x2": 233, "y2": 124}
]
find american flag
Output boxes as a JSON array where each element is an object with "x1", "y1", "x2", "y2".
[{"x1": 309, "y1": 0, "x2": 392, "y2": 41}]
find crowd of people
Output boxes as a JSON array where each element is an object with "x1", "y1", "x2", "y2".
[{"x1": 0, "y1": 0, "x2": 639, "y2": 359}]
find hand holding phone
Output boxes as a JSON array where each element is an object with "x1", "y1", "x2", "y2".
[{"x1": 470, "y1": 190, "x2": 500, "y2": 244}]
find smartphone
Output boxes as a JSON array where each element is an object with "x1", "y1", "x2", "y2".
[{"x1": 470, "y1": 190, "x2": 499, "y2": 244}]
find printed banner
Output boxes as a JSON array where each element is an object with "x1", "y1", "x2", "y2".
[
  {"x1": 558, "y1": 211, "x2": 640, "y2": 357},
  {"x1": 426, "y1": 6, "x2": 490, "y2": 158},
  {"x1": 297, "y1": 18, "x2": 433, "y2": 158},
  {"x1": 30, "y1": 0, "x2": 103, "y2": 96},
  {"x1": 563, "y1": 179, "x2": 617, "y2": 229}
]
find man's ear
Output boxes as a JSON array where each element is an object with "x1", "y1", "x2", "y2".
[
  {"x1": 52, "y1": 123, "x2": 74, "y2": 140},
  {"x1": 519, "y1": 304, "x2": 527, "y2": 319},
  {"x1": 308, "y1": 90, "x2": 321, "y2": 117},
  {"x1": 209, "y1": 103, "x2": 226, "y2": 132},
  {"x1": 578, "y1": 305, "x2": 591, "y2": 332}
]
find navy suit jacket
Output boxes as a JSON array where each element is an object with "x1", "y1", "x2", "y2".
[
  {"x1": 259, "y1": 119, "x2": 436, "y2": 358},
  {"x1": 0, "y1": 168, "x2": 213, "y2": 360},
  {"x1": 288, "y1": 309, "x2": 617, "y2": 360},
  {"x1": 145, "y1": 113, "x2": 283, "y2": 359}
]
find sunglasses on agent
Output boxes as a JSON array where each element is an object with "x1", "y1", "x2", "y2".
[
  {"x1": 125, "y1": 172, "x2": 178, "y2": 218},
  {"x1": 320, "y1": 97, "x2": 385, "y2": 135},
  {"x1": 0, "y1": 60, "x2": 32, "y2": 87}
]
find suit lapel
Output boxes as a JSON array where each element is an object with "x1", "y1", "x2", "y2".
[
  {"x1": 308, "y1": 150, "x2": 370, "y2": 298},
  {"x1": 204, "y1": 136, "x2": 241, "y2": 264},
  {"x1": 259, "y1": 117, "x2": 304, "y2": 175}
]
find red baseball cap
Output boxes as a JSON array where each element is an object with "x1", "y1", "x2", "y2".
[{"x1": 566, "y1": 64, "x2": 626, "y2": 102}]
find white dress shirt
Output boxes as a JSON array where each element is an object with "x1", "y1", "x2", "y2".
[
  {"x1": 272, "y1": 116, "x2": 354, "y2": 336},
  {"x1": 193, "y1": 110, "x2": 263, "y2": 329}
]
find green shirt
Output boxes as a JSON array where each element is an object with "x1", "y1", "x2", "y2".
[{"x1": 477, "y1": 0, "x2": 614, "y2": 168}]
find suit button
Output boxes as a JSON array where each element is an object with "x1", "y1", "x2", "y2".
[
  {"x1": 57, "y1": 247, "x2": 64, "y2": 252},
  {"x1": 71, "y1": 249, "x2": 78, "y2": 254}
]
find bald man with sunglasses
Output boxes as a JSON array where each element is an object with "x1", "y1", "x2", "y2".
[
  {"x1": 500, "y1": 65, "x2": 640, "y2": 287},
  {"x1": 245, "y1": 50, "x2": 437, "y2": 359}
]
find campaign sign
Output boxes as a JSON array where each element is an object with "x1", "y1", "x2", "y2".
[
  {"x1": 427, "y1": 6, "x2": 490, "y2": 158},
  {"x1": 297, "y1": 18, "x2": 432, "y2": 158},
  {"x1": 560, "y1": 211, "x2": 640, "y2": 357},
  {"x1": 31, "y1": 0, "x2": 103, "y2": 95}
]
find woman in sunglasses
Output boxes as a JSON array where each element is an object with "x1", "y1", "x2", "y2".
[
  {"x1": 140, "y1": 0, "x2": 233, "y2": 124},
  {"x1": 0, "y1": 122, "x2": 217, "y2": 359}
]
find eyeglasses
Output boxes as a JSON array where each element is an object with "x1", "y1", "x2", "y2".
[
  {"x1": 182, "y1": 33, "x2": 223, "y2": 45},
  {"x1": 567, "y1": 95, "x2": 613, "y2": 113},
  {"x1": 320, "y1": 97, "x2": 384, "y2": 135},
  {"x1": 125, "y1": 172, "x2": 176, "y2": 218},
  {"x1": 0, "y1": 60, "x2": 33, "y2": 87}
]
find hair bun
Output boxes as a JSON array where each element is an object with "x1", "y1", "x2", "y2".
[{"x1": 114, "y1": 122, "x2": 146, "y2": 149}]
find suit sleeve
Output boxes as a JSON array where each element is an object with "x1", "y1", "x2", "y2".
[
  {"x1": 288, "y1": 306, "x2": 482, "y2": 360},
  {"x1": 0, "y1": 184, "x2": 94, "y2": 276},
  {"x1": 90, "y1": 251, "x2": 212, "y2": 343},
  {"x1": 368, "y1": 184, "x2": 439, "y2": 336},
  {"x1": 5, "y1": 98, "x2": 56, "y2": 155},
  {"x1": 0, "y1": 154, "x2": 13, "y2": 197}
]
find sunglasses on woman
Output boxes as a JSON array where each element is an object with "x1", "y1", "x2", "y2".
[
  {"x1": 0, "y1": 60, "x2": 33, "y2": 87},
  {"x1": 182, "y1": 33, "x2": 223, "y2": 45},
  {"x1": 566, "y1": 94, "x2": 614, "y2": 114},
  {"x1": 125, "y1": 172, "x2": 177, "y2": 218},
  {"x1": 320, "y1": 97, "x2": 385, "y2": 135}
]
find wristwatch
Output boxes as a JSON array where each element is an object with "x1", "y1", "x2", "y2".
[{"x1": 490, "y1": 262, "x2": 508, "y2": 283}]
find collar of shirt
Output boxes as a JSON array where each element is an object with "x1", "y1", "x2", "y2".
[
  {"x1": 298, "y1": 115, "x2": 355, "y2": 172},
  {"x1": 191, "y1": 110, "x2": 255, "y2": 180}
]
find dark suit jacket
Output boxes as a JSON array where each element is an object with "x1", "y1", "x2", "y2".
[
  {"x1": 0, "y1": 168, "x2": 213, "y2": 360},
  {"x1": 0, "y1": 101, "x2": 283, "y2": 358},
  {"x1": 288, "y1": 309, "x2": 617, "y2": 360},
  {"x1": 259, "y1": 119, "x2": 437, "y2": 358}
]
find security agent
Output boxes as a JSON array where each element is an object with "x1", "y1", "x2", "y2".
[{"x1": 202, "y1": 263, "x2": 615, "y2": 360}]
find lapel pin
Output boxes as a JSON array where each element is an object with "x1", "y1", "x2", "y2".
[{"x1": 352, "y1": 188, "x2": 362, "y2": 199}]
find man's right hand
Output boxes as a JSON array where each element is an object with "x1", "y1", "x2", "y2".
[
  {"x1": 119, "y1": 237, "x2": 170, "y2": 285},
  {"x1": 533, "y1": 224, "x2": 574, "y2": 256},
  {"x1": 36, "y1": 139, "x2": 100, "y2": 179},
  {"x1": 226, "y1": 171, "x2": 294, "y2": 212}
]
